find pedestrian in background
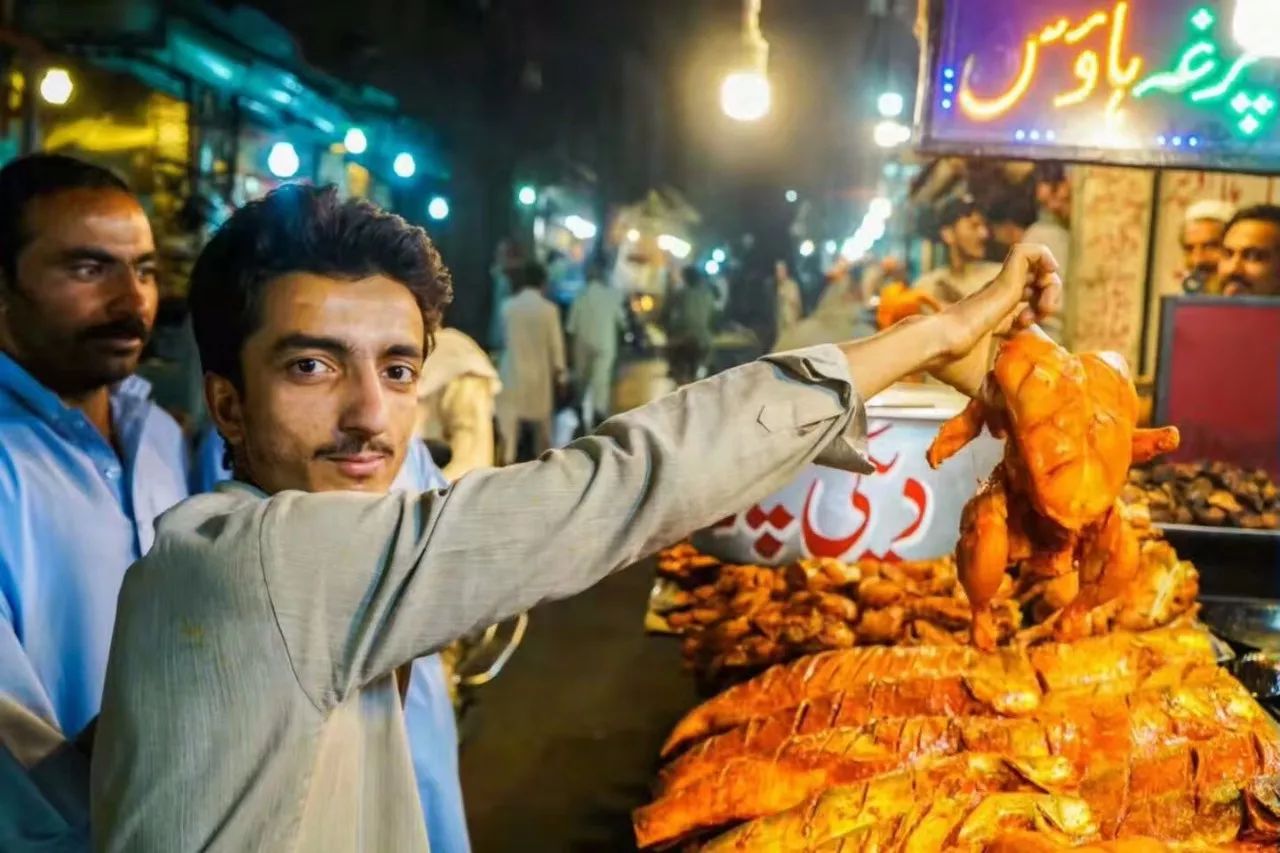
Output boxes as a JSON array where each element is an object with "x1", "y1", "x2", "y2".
[
  {"x1": 567, "y1": 260, "x2": 626, "y2": 430},
  {"x1": 662, "y1": 266, "x2": 717, "y2": 385},
  {"x1": 497, "y1": 260, "x2": 566, "y2": 462}
]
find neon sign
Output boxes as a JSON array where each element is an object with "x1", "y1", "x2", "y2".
[{"x1": 923, "y1": 0, "x2": 1280, "y2": 167}]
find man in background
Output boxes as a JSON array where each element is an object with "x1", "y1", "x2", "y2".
[
  {"x1": 567, "y1": 260, "x2": 626, "y2": 430},
  {"x1": 497, "y1": 260, "x2": 566, "y2": 462},
  {"x1": 662, "y1": 266, "x2": 717, "y2": 385},
  {"x1": 1178, "y1": 200, "x2": 1234, "y2": 294},
  {"x1": 774, "y1": 260, "x2": 803, "y2": 346},
  {"x1": 1219, "y1": 204, "x2": 1280, "y2": 297},
  {"x1": 915, "y1": 194, "x2": 1002, "y2": 304},
  {"x1": 0, "y1": 154, "x2": 188, "y2": 844}
]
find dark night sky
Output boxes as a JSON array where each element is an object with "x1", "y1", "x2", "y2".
[{"x1": 245, "y1": 0, "x2": 917, "y2": 236}]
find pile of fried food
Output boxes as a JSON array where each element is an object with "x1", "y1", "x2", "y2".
[
  {"x1": 653, "y1": 537, "x2": 1196, "y2": 683},
  {"x1": 635, "y1": 627, "x2": 1280, "y2": 850},
  {"x1": 636, "y1": 330, "x2": 1280, "y2": 851},
  {"x1": 1124, "y1": 461, "x2": 1279, "y2": 530}
]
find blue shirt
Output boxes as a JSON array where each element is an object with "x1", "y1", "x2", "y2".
[
  {"x1": 0, "y1": 353, "x2": 189, "y2": 737},
  {"x1": 192, "y1": 426, "x2": 471, "y2": 853}
]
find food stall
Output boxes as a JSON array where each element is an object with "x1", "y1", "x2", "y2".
[
  {"x1": 910, "y1": 0, "x2": 1280, "y2": 587},
  {"x1": 631, "y1": 2, "x2": 1280, "y2": 848}
]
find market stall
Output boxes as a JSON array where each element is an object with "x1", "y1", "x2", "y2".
[{"x1": 633, "y1": 322, "x2": 1280, "y2": 850}]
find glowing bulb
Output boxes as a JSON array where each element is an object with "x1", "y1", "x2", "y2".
[
  {"x1": 785, "y1": 189, "x2": 799, "y2": 203},
  {"x1": 868, "y1": 197, "x2": 893, "y2": 220},
  {"x1": 799, "y1": 239, "x2": 815, "y2": 257},
  {"x1": 626, "y1": 228, "x2": 641, "y2": 242},
  {"x1": 705, "y1": 259, "x2": 721, "y2": 276},
  {"x1": 823, "y1": 240, "x2": 837, "y2": 254},
  {"x1": 1233, "y1": 0, "x2": 1280, "y2": 57},
  {"x1": 344, "y1": 127, "x2": 368, "y2": 154},
  {"x1": 657, "y1": 234, "x2": 692, "y2": 259},
  {"x1": 564, "y1": 215, "x2": 598, "y2": 240},
  {"x1": 427, "y1": 196, "x2": 450, "y2": 221},
  {"x1": 39, "y1": 68, "x2": 74, "y2": 105},
  {"x1": 393, "y1": 152, "x2": 416, "y2": 179},
  {"x1": 720, "y1": 70, "x2": 771, "y2": 122},
  {"x1": 711, "y1": 248, "x2": 727, "y2": 264},
  {"x1": 877, "y1": 91, "x2": 905, "y2": 118},
  {"x1": 873, "y1": 120, "x2": 911, "y2": 148},
  {"x1": 267, "y1": 142, "x2": 300, "y2": 178},
  {"x1": 517, "y1": 185, "x2": 537, "y2": 206}
]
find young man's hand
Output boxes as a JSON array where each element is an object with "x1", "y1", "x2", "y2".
[{"x1": 927, "y1": 243, "x2": 1063, "y2": 396}]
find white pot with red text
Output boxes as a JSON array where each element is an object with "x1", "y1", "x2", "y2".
[{"x1": 692, "y1": 384, "x2": 1003, "y2": 565}]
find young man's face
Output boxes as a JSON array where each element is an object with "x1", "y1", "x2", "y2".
[
  {"x1": 208, "y1": 272, "x2": 425, "y2": 495},
  {"x1": 1219, "y1": 219, "x2": 1280, "y2": 296},
  {"x1": 942, "y1": 212, "x2": 990, "y2": 265},
  {"x1": 0, "y1": 188, "x2": 158, "y2": 395}
]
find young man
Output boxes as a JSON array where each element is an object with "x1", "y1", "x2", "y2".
[
  {"x1": 914, "y1": 194, "x2": 1003, "y2": 305},
  {"x1": 496, "y1": 260, "x2": 566, "y2": 462},
  {"x1": 1218, "y1": 204, "x2": 1280, "y2": 297},
  {"x1": 91, "y1": 184, "x2": 1060, "y2": 851},
  {"x1": 0, "y1": 155, "x2": 188, "y2": 739}
]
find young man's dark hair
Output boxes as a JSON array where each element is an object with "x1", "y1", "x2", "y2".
[
  {"x1": 514, "y1": 259, "x2": 548, "y2": 291},
  {"x1": 1224, "y1": 203, "x2": 1280, "y2": 235},
  {"x1": 0, "y1": 153, "x2": 129, "y2": 284},
  {"x1": 189, "y1": 183, "x2": 452, "y2": 387}
]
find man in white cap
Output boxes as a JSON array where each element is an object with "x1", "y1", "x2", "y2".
[{"x1": 1179, "y1": 199, "x2": 1235, "y2": 294}]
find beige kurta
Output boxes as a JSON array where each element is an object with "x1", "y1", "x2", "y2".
[
  {"x1": 90, "y1": 345, "x2": 872, "y2": 852},
  {"x1": 417, "y1": 328, "x2": 501, "y2": 480},
  {"x1": 497, "y1": 289, "x2": 566, "y2": 461}
]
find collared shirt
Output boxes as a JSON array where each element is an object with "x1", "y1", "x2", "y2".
[
  {"x1": 0, "y1": 353, "x2": 188, "y2": 738},
  {"x1": 92, "y1": 344, "x2": 872, "y2": 852},
  {"x1": 190, "y1": 425, "x2": 471, "y2": 853}
]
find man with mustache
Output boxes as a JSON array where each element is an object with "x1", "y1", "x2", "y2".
[
  {"x1": 1218, "y1": 204, "x2": 1280, "y2": 297},
  {"x1": 0, "y1": 154, "x2": 188, "y2": 827},
  {"x1": 91, "y1": 184, "x2": 1060, "y2": 850}
]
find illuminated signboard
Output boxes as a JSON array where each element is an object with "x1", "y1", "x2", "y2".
[{"x1": 919, "y1": 0, "x2": 1280, "y2": 170}]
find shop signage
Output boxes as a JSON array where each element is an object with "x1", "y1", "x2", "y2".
[{"x1": 920, "y1": 0, "x2": 1280, "y2": 169}]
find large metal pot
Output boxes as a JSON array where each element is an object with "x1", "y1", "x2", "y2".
[{"x1": 693, "y1": 383, "x2": 1002, "y2": 565}]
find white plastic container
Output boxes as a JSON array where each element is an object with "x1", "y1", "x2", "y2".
[{"x1": 693, "y1": 383, "x2": 1002, "y2": 564}]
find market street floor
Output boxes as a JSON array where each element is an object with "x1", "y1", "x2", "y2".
[
  {"x1": 457, "y1": 557, "x2": 695, "y2": 852},
  {"x1": 458, "y1": 356, "x2": 694, "y2": 852}
]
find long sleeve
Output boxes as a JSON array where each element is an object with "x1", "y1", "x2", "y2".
[
  {"x1": 260, "y1": 345, "x2": 871, "y2": 711},
  {"x1": 548, "y1": 304, "x2": 567, "y2": 377},
  {"x1": 0, "y1": 615, "x2": 58, "y2": 730}
]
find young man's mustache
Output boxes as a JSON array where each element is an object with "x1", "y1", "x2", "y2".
[{"x1": 315, "y1": 437, "x2": 395, "y2": 458}]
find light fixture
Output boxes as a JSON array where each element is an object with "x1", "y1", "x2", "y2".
[
  {"x1": 823, "y1": 240, "x2": 838, "y2": 254},
  {"x1": 626, "y1": 228, "x2": 641, "y2": 242},
  {"x1": 711, "y1": 248, "x2": 727, "y2": 264},
  {"x1": 705, "y1": 259, "x2": 721, "y2": 276},
  {"x1": 799, "y1": 239, "x2": 815, "y2": 257},
  {"x1": 393, "y1": 152, "x2": 416, "y2": 179},
  {"x1": 785, "y1": 189, "x2": 799, "y2": 203},
  {"x1": 877, "y1": 91, "x2": 905, "y2": 118},
  {"x1": 868, "y1": 197, "x2": 893, "y2": 220},
  {"x1": 267, "y1": 142, "x2": 300, "y2": 179},
  {"x1": 564, "y1": 215, "x2": 598, "y2": 240},
  {"x1": 517, "y1": 185, "x2": 538, "y2": 206},
  {"x1": 39, "y1": 68, "x2": 74, "y2": 106},
  {"x1": 657, "y1": 234, "x2": 692, "y2": 259},
  {"x1": 720, "y1": 71, "x2": 771, "y2": 122},
  {"x1": 344, "y1": 127, "x2": 368, "y2": 154},
  {"x1": 427, "y1": 196, "x2": 450, "y2": 221},
  {"x1": 873, "y1": 120, "x2": 911, "y2": 148}
]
